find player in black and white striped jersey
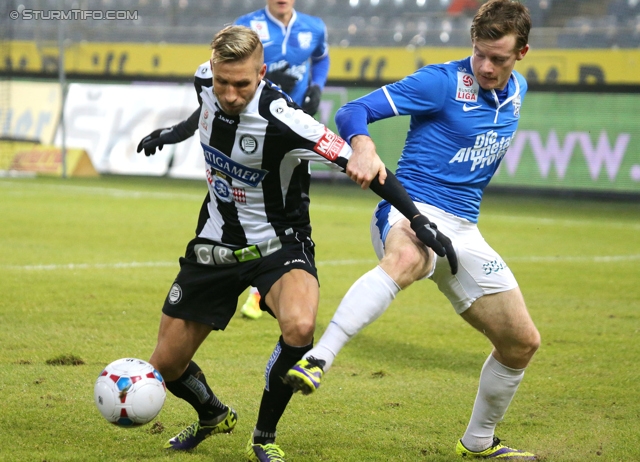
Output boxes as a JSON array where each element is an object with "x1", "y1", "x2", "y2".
[{"x1": 145, "y1": 25, "x2": 457, "y2": 462}]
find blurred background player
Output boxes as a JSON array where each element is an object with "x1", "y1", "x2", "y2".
[
  {"x1": 236, "y1": 0, "x2": 329, "y2": 118},
  {"x1": 286, "y1": 0, "x2": 540, "y2": 459},
  {"x1": 137, "y1": 0, "x2": 330, "y2": 320}
]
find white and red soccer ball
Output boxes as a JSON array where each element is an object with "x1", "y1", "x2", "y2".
[{"x1": 94, "y1": 358, "x2": 166, "y2": 427}]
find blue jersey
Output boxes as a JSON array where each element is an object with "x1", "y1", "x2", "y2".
[
  {"x1": 336, "y1": 57, "x2": 527, "y2": 223},
  {"x1": 235, "y1": 8, "x2": 329, "y2": 106}
]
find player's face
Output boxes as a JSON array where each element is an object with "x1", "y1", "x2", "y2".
[
  {"x1": 267, "y1": 0, "x2": 295, "y2": 21},
  {"x1": 211, "y1": 51, "x2": 267, "y2": 116},
  {"x1": 472, "y1": 34, "x2": 529, "y2": 91}
]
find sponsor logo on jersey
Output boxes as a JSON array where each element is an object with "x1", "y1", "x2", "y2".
[
  {"x1": 448, "y1": 130, "x2": 514, "y2": 172},
  {"x1": 195, "y1": 238, "x2": 283, "y2": 266},
  {"x1": 250, "y1": 20, "x2": 270, "y2": 41},
  {"x1": 463, "y1": 103, "x2": 481, "y2": 112},
  {"x1": 240, "y1": 134, "x2": 258, "y2": 154},
  {"x1": 313, "y1": 128, "x2": 345, "y2": 161},
  {"x1": 201, "y1": 142, "x2": 268, "y2": 187},
  {"x1": 483, "y1": 259, "x2": 507, "y2": 276},
  {"x1": 217, "y1": 113, "x2": 235, "y2": 125},
  {"x1": 456, "y1": 72, "x2": 479, "y2": 102},
  {"x1": 203, "y1": 109, "x2": 209, "y2": 119},
  {"x1": 284, "y1": 259, "x2": 306, "y2": 266},
  {"x1": 268, "y1": 60, "x2": 306, "y2": 82},
  {"x1": 298, "y1": 31, "x2": 313, "y2": 49},
  {"x1": 168, "y1": 283, "x2": 182, "y2": 304}
]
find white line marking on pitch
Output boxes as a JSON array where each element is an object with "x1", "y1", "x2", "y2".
[
  {"x1": 2, "y1": 181, "x2": 638, "y2": 229},
  {"x1": 3, "y1": 255, "x2": 640, "y2": 271}
]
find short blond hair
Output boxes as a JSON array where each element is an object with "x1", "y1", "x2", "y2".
[{"x1": 210, "y1": 25, "x2": 264, "y2": 65}]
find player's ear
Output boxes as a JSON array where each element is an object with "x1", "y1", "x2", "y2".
[
  {"x1": 516, "y1": 44, "x2": 529, "y2": 61},
  {"x1": 258, "y1": 63, "x2": 267, "y2": 80}
]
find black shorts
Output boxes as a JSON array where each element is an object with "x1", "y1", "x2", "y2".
[{"x1": 162, "y1": 233, "x2": 318, "y2": 330}]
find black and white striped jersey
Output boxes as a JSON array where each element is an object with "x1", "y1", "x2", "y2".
[
  {"x1": 194, "y1": 79, "x2": 351, "y2": 248},
  {"x1": 194, "y1": 61, "x2": 212, "y2": 106}
]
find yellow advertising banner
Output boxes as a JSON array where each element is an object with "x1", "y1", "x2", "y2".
[
  {"x1": 0, "y1": 141, "x2": 98, "y2": 177},
  {"x1": 329, "y1": 47, "x2": 637, "y2": 84},
  {"x1": 2, "y1": 40, "x2": 208, "y2": 78},
  {"x1": 0, "y1": 80, "x2": 62, "y2": 144},
  {"x1": 2, "y1": 40, "x2": 638, "y2": 84}
]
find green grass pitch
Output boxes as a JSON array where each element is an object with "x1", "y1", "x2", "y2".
[{"x1": 1, "y1": 175, "x2": 639, "y2": 461}]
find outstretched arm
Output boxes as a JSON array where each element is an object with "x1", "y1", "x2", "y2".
[
  {"x1": 137, "y1": 107, "x2": 201, "y2": 156},
  {"x1": 333, "y1": 155, "x2": 458, "y2": 275},
  {"x1": 368, "y1": 168, "x2": 458, "y2": 275}
]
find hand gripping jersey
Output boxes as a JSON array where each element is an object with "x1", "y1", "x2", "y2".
[
  {"x1": 195, "y1": 80, "x2": 350, "y2": 248},
  {"x1": 235, "y1": 7, "x2": 329, "y2": 105},
  {"x1": 336, "y1": 56, "x2": 527, "y2": 223}
]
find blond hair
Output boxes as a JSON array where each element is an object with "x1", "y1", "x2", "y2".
[{"x1": 210, "y1": 25, "x2": 264, "y2": 65}]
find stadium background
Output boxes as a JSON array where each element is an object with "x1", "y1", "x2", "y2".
[{"x1": 1, "y1": 0, "x2": 639, "y2": 196}]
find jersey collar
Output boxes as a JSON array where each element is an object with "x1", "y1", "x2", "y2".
[
  {"x1": 264, "y1": 7, "x2": 297, "y2": 55},
  {"x1": 264, "y1": 6, "x2": 297, "y2": 30},
  {"x1": 468, "y1": 56, "x2": 521, "y2": 123}
]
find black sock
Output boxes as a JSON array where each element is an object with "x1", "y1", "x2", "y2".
[
  {"x1": 165, "y1": 360, "x2": 228, "y2": 423},
  {"x1": 254, "y1": 336, "x2": 312, "y2": 444}
]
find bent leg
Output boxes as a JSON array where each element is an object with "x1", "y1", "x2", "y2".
[
  {"x1": 149, "y1": 313, "x2": 211, "y2": 381},
  {"x1": 460, "y1": 289, "x2": 541, "y2": 451},
  {"x1": 303, "y1": 219, "x2": 433, "y2": 372},
  {"x1": 461, "y1": 288, "x2": 540, "y2": 370},
  {"x1": 251, "y1": 269, "x2": 318, "y2": 444},
  {"x1": 265, "y1": 268, "x2": 319, "y2": 347},
  {"x1": 150, "y1": 314, "x2": 229, "y2": 425}
]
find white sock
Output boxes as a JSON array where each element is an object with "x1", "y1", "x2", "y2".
[
  {"x1": 461, "y1": 354, "x2": 525, "y2": 452},
  {"x1": 304, "y1": 266, "x2": 399, "y2": 372}
]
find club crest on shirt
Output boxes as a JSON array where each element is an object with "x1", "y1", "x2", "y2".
[
  {"x1": 297, "y1": 32, "x2": 313, "y2": 49},
  {"x1": 250, "y1": 20, "x2": 270, "y2": 40},
  {"x1": 513, "y1": 94, "x2": 521, "y2": 117},
  {"x1": 456, "y1": 72, "x2": 479, "y2": 102},
  {"x1": 240, "y1": 134, "x2": 258, "y2": 154}
]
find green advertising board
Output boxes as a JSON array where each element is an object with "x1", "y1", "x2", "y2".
[{"x1": 316, "y1": 88, "x2": 640, "y2": 195}]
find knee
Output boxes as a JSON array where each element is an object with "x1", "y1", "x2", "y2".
[
  {"x1": 526, "y1": 328, "x2": 542, "y2": 358},
  {"x1": 500, "y1": 328, "x2": 541, "y2": 368},
  {"x1": 281, "y1": 314, "x2": 316, "y2": 346},
  {"x1": 149, "y1": 352, "x2": 188, "y2": 382}
]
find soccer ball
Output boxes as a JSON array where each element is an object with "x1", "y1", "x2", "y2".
[{"x1": 94, "y1": 358, "x2": 166, "y2": 427}]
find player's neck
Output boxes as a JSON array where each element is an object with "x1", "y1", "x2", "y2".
[
  {"x1": 268, "y1": 8, "x2": 294, "y2": 26},
  {"x1": 277, "y1": 13, "x2": 293, "y2": 26}
]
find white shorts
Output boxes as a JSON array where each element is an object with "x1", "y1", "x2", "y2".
[{"x1": 371, "y1": 201, "x2": 518, "y2": 314}]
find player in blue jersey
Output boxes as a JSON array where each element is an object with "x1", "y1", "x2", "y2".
[
  {"x1": 235, "y1": 0, "x2": 329, "y2": 116},
  {"x1": 285, "y1": 1, "x2": 541, "y2": 459}
]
